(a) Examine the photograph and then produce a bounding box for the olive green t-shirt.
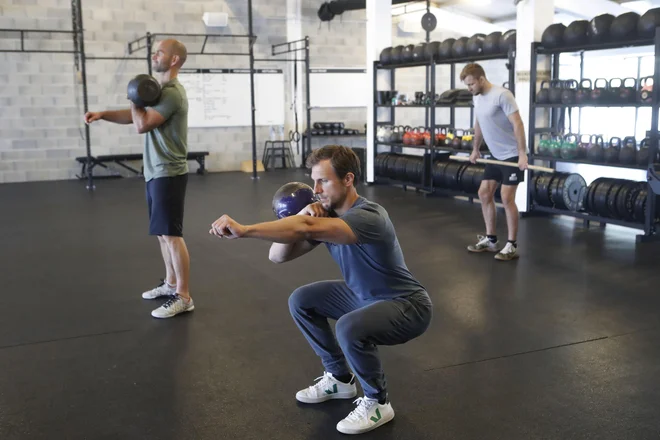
[143,78,189,181]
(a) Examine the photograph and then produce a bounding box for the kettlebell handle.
[640,76,654,87]
[623,77,637,88]
[608,78,623,88]
[622,136,637,147]
[580,79,592,89]
[594,78,608,89]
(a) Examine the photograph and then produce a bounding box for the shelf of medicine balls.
[373,32,516,198]
[526,21,660,241]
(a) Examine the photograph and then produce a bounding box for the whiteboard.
[310,68,368,108]
[178,69,285,127]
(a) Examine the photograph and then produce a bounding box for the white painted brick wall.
[1,1,512,183]
[0,0,293,183]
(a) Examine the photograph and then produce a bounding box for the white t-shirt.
[473,85,520,160]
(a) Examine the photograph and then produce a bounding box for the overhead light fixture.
[202,12,228,27]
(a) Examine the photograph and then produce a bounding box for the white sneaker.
[142,280,176,299]
[336,397,395,435]
[467,235,499,253]
[151,294,195,319]
[495,242,519,261]
[295,371,357,404]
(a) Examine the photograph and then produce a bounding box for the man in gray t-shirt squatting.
[209,145,433,435]
[461,63,528,261]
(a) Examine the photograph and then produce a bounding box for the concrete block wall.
[0,0,288,183]
[0,1,514,183]
[302,3,367,145]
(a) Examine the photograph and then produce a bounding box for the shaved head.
[152,39,188,73]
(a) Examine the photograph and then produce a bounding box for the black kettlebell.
[127,74,161,107]
[586,135,605,162]
[619,136,637,164]
[637,137,650,166]
[604,137,621,163]
[561,80,578,105]
[578,134,591,158]
[608,78,624,104]
[576,79,592,105]
[536,81,551,104]
[549,80,564,104]
[591,78,609,103]
[619,77,637,103]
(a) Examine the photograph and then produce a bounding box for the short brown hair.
[306,145,361,185]
[460,63,486,81]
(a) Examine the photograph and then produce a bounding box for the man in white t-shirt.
[461,63,528,261]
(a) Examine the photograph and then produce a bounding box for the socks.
[166,281,176,289]
[378,397,387,405]
[334,374,353,384]
[487,235,497,243]
[508,240,517,248]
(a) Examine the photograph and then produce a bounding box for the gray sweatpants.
[288,280,433,401]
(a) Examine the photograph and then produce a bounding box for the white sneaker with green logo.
[495,242,519,261]
[295,371,357,404]
[336,397,395,435]
[467,235,499,253]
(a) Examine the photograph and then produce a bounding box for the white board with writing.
[310,68,368,108]
[178,69,285,127]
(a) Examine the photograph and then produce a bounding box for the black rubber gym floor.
[1,169,660,440]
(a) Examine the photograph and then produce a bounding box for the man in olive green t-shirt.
[84,39,195,319]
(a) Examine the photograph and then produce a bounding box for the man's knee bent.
[478,183,497,202]
[335,314,364,348]
[501,186,518,208]
[288,284,316,312]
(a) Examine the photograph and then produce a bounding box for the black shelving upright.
[372,48,516,195]
[526,30,660,242]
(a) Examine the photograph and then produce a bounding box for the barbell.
[449,155,555,173]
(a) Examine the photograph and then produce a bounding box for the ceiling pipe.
[318,0,413,21]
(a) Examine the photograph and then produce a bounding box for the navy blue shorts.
[145,174,188,237]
